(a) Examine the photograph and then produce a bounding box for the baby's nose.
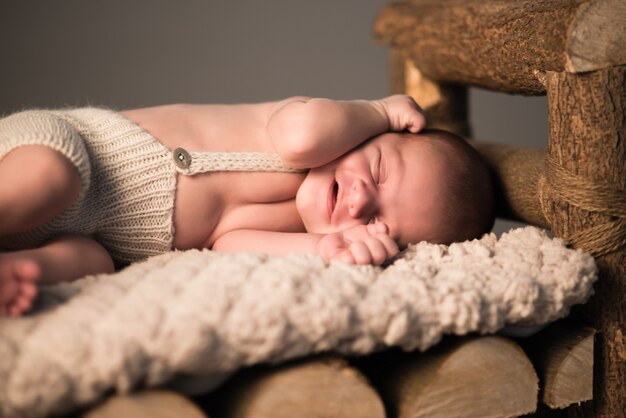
[348,179,376,219]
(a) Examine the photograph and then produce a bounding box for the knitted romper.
[0,108,300,265]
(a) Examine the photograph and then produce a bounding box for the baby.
[0,95,494,316]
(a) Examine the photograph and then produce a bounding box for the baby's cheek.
[294,189,307,222]
[294,181,318,232]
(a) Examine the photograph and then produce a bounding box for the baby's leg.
[0,145,81,235]
[0,235,114,316]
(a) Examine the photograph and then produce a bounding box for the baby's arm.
[267,95,426,169]
[213,223,398,265]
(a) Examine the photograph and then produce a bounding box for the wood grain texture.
[207,356,385,418]
[474,142,548,227]
[546,66,626,417]
[520,322,595,409]
[82,390,207,418]
[566,0,626,72]
[362,337,538,418]
[375,0,590,94]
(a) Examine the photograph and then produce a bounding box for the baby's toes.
[20,281,37,299]
[13,259,41,283]
[0,272,20,308]
[14,293,34,314]
[0,258,41,316]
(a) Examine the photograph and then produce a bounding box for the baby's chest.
[172,171,306,250]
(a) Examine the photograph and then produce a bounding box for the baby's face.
[296,132,449,247]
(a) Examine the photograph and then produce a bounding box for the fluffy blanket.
[0,227,597,418]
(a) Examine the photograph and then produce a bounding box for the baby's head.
[296,130,495,247]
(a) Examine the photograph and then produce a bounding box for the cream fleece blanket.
[0,227,597,418]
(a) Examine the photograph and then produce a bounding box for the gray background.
[0,0,546,234]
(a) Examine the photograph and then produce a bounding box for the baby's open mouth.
[328,180,338,220]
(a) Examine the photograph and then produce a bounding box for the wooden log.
[545,66,626,416]
[474,142,549,228]
[374,0,626,95]
[390,48,470,137]
[361,336,538,418]
[206,356,385,418]
[519,322,595,409]
[82,390,207,418]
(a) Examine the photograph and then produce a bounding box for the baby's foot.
[0,254,41,316]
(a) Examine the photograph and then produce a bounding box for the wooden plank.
[374,0,626,95]
[361,336,538,418]
[545,66,626,417]
[81,390,207,418]
[205,356,385,418]
[519,322,595,409]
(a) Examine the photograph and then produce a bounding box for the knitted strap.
[173,149,305,174]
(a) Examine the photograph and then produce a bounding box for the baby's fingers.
[348,241,374,265]
[375,234,400,260]
[335,251,356,265]
[407,109,427,133]
[352,236,398,265]
[363,236,389,265]
[367,221,389,236]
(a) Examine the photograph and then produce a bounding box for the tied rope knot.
[538,155,626,257]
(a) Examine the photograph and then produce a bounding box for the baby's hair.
[417,129,496,244]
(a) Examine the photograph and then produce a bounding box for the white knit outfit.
[0,108,300,264]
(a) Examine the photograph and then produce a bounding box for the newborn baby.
[0,95,494,315]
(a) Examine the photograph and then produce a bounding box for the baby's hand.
[378,94,427,133]
[317,222,399,265]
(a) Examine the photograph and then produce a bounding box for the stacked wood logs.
[81,321,594,417]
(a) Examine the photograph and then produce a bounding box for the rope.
[538,155,626,257]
